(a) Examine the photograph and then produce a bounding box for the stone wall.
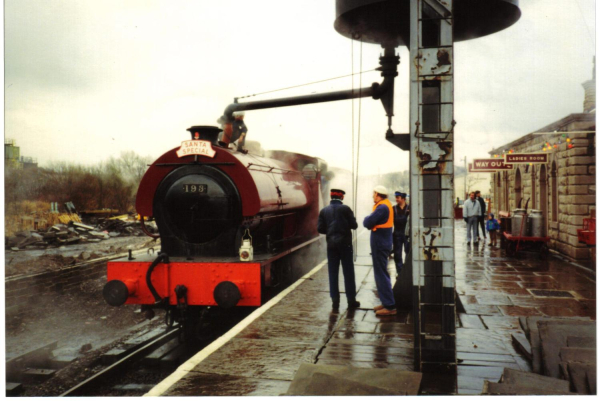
[490,116,595,261]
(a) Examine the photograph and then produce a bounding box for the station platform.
[146,223,596,396]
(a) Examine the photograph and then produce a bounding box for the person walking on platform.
[486,213,500,247]
[363,185,396,316]
[392,191,410,276]
[317,189,360,310]
[464,191,481,246]
[475,191,487,242]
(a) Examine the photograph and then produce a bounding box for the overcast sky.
[5,0,596,176]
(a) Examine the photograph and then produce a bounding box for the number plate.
[183,184,208,193]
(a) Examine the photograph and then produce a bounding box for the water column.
[409,0,456,390]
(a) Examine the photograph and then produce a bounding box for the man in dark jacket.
[317,189,360,310]
[475,191,487,242]
[392,191,410,276]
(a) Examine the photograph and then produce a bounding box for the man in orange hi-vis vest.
[363,185,396,316]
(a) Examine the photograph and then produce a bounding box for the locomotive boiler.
[103,126,326,334]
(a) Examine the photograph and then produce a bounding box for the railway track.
[60,326,182,396]
[6,323,180,397]
[7,306,254,397]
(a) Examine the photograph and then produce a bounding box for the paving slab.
[511,332,532,360]
[286,363,422,395]
[480,316,521,331]
[560,347,596,365]
[567,362,595,394]
[538,320,596,378]
[459,314,486,329]
[456,328,509,354]
[567,335,596,348]
[502,367,571,392]
[483,381,573,395]
[587,368,597,394]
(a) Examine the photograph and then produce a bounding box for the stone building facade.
[489,69,596,261]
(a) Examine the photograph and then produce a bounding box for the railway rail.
[60,326,182,396]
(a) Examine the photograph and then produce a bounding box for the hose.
[146,252,169,303]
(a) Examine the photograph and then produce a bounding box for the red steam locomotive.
[103,126,326,333]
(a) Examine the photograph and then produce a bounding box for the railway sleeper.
[101,326,169,365]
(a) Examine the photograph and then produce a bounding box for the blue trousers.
[467,216,479,242]
[393,234,409,274]
[327,244,357,301]
[371,242,396,310]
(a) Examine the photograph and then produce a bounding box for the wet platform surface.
[156,232,415,396]
[152,224,595,396]
[455,223,596,394]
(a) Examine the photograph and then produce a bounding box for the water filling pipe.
[219,47,399,129]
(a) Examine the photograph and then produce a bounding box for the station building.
[488,63,596,261]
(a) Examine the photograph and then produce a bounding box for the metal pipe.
[220,48,399,123]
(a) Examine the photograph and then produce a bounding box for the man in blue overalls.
[392,191,410,276]
[363,185,396,316]
[317,189,360,310]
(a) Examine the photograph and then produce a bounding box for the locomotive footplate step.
[148,233,417,396]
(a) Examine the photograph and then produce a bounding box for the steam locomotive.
[103,126,326,335]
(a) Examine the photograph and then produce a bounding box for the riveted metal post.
[409,0,456,392]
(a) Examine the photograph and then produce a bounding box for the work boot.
[374,305,385,311]
[348,300,361,309]
[332,298,340,310]
[376,308,397,316]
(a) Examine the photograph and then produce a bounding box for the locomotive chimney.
[187,125,221,146]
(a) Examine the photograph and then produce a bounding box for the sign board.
[176,140,216,158]
[505,153,548,164]
[470,159,513,171]
[468,163,496,173]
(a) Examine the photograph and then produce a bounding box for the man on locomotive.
[219,112,249,153]
[363,186,396,316]
[317,188,361,310]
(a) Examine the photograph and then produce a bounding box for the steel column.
[409,0,456,391]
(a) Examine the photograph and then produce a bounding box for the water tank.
[529,209,544,237]
[335,0,521,47]
[511,209,526,237]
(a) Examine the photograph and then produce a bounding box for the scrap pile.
[6,218,157,251]
[483,317,596,395]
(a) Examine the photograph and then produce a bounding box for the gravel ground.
[5,235,157,277]
[5,235,167,396]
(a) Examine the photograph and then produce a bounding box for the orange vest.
[372,199,394,231]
